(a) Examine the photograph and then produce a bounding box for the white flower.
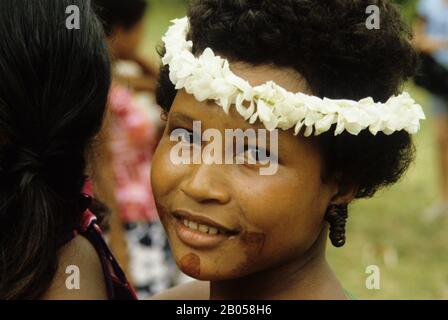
[226,72,253,99]
[169,51,197,89]
[162,17,426,137]
[315,114,337,135]
[197,48,226,79]
[235,93,255,120]
[184,71,214,102]
[256,100,279,131]
[294,120,305,135]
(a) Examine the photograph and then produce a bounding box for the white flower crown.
[162,17,426,136]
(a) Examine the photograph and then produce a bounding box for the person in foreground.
[0,0,136,299]
[150,0,425,299]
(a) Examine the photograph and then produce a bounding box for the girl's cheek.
[153,139,187,193]
[151,143,172,193]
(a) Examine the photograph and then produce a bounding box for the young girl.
[151,0,425,299]
[0,0,136,299]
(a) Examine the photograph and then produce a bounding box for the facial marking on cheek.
[229,232,267,276]
[180,253,201,278]
[241,232,266,255]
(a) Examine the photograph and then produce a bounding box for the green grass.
[328,84,448,299]
[141,2,448,300]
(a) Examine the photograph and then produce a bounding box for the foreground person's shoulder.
[41,235,108,300]
[151,281,210,300]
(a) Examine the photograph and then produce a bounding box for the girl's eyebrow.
[169,112,197,125]
[169,110,271,138]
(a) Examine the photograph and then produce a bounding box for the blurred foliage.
[141,0,187,58]
[393,0,420,24]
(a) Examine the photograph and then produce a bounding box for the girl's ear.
[329,174,359,205]
[160,110,168,122]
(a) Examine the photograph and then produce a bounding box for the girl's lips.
[173,217,232,250]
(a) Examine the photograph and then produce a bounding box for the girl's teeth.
[198,224,209,233]
[188,221,198,230]
[182,219,221,235]
[208,227,218,235]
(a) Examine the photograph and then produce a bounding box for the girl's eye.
[179,130,193,144]
[243,145,271,164]
[176,128,200,145]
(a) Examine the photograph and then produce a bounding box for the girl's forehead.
[171,89,263,131]
[226,61,311,94]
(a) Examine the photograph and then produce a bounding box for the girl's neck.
[209,230,347,300]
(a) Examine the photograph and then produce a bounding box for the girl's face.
[151,63,339,280]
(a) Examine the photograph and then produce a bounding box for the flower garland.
[162,17,426,136]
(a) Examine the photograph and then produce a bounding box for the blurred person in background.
[413,0,448,221]
[93,0,180,298]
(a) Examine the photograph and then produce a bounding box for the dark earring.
[325,203,348,248]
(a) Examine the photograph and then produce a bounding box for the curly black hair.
[156,0,418,199]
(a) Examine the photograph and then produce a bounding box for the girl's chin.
[174,254,254,281]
